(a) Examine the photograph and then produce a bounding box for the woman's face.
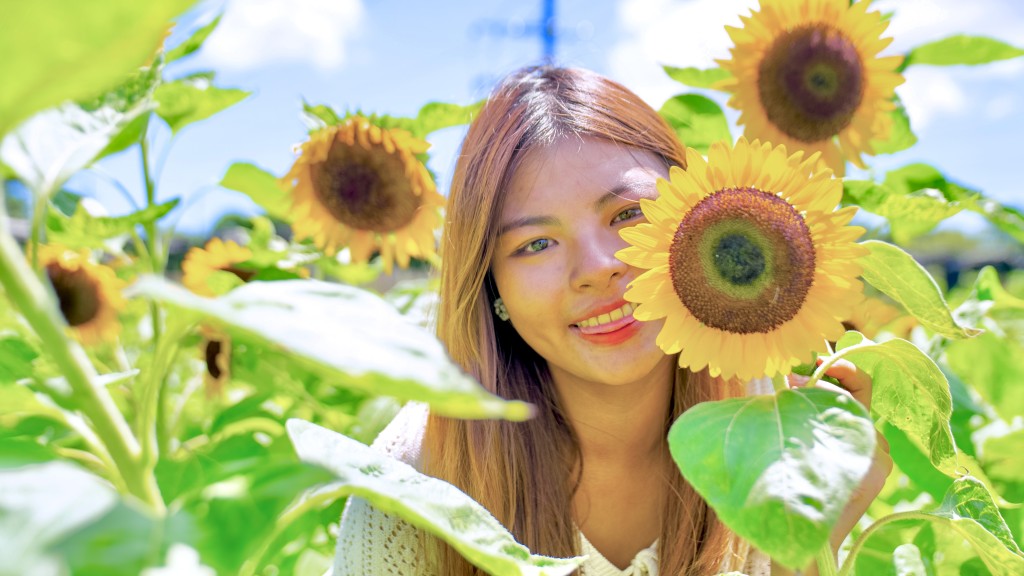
[491,136,675,389]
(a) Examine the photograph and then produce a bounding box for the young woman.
[333,66,890,575]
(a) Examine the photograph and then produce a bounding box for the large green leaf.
[835,332,957,474]
[659,94,732,154]
[219,162,291,221]
[1,99,152,197]
[287,419,583,576]
[662,66,732,89]
[668,387,875,569]
[128,278,531,421]
[982,429,1024,487]
[858,240,981,339]
[843,181,962,244]
[0,460,187,576]
[166,13,224,62]
[903,35,1024,68]
[945,332,1024,423]
[153,78,249,134]
[883,163,1024,244]
[0,0,194,137]
[845,477,1024,576]
[47,199,179,249]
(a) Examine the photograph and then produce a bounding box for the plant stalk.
[0,202,164,512]
[140,137,162,343]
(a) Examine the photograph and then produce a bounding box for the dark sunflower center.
[46,263,101,327]
[205,339,224,379]
[310,134,422,233]
[668,187,816,334]
[757,24,865,143]
[221,265,255,283]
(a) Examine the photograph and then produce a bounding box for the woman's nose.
[570,233,628,291]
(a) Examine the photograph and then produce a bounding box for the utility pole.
[471,0,561,65]
[541,0,556,64]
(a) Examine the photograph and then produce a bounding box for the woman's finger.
[817,357,873,412]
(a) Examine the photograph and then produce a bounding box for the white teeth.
[577,302,635,328]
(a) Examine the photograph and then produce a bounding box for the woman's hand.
[788,358,893,554]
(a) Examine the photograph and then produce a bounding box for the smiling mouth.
[574,302,637,334]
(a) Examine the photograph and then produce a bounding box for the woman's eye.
[521,238,550,254]
[612,206,643,224]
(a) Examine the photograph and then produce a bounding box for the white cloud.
[199,0,365,71]
[896,67,967,130]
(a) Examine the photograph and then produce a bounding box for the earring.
[493,297,510,321]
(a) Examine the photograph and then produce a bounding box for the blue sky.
[78,0,1024,239]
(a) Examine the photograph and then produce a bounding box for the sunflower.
[282,116,445,274]
[617,138,868,382]
[38,245,125,345]
[717,0,904,175]
[181,237,254,297]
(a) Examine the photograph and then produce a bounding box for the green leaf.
[287,419,584,576]
[945,332,1024,422]
[836,331,957,474]
[0,337,37,384]
[662,65,732,89]
[166,13,224,62]
[882,163,1024,244]
[219,162,291,221]
[153,78,249,134]
[982,429,1024,487]
[843,181,962,244]
[847,477,1024,576]
[0,460,188,576]
[408,100,484,139]
[128,278,532,421]
[0,0,195,137]
[1,100,152,197]
[659,94,732,154]
[870,99,917,155]
[300,100,344,131]
[858,240,981,339]
[904,35,1024,68]
[667,387,876,569]
[47,199,179,248]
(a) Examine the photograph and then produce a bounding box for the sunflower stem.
[806,341,875,389]
[0,200,164,512]
[30,188,49,272]
[140,137,162,344]
[138,315,188,478]
[815,541,839,576]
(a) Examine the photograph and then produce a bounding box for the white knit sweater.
[333,379,774,576]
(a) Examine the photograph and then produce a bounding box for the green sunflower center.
[668,187,816,334]
[46,263,101,327]
[757,24,865,143]
[311,135,421,233]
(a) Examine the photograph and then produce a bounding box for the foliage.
[0,2,1022,575]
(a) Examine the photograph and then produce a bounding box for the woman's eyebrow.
[497,215,560,238]
[596,181,657,210]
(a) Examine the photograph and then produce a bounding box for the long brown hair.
[424,66,748,575]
